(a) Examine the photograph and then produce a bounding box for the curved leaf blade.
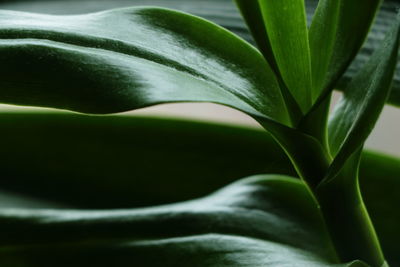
[0,175,365,266]
[319,14,400,189]
[309,0,382,100]
[0,7,290,124]
[1,0,399,108]
[328,15,400,159]
[0,114,398,265]
[0,112,292,208]
[234,0,278,73]
[257,0,313,113]
[0,6,327,175]
[234,0,304,125]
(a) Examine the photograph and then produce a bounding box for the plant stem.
[313,151,386,266]
[263,123,386,266]
[315,177,385,266]
[297,95,331,153]
[274,134,386,265]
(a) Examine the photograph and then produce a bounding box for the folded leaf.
[0,7,290,125]
[326,14,400,178]
[309,0,382,101]
[0,175,367,266]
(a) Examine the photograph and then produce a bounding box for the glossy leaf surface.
[0,7,289,124]
[309,0,382,100]
[326,15,400,181]
[1,0,399,107]
[0,1,398,266]
[0,5,332,184]
[0,114,399,265]
[0,175,369,267]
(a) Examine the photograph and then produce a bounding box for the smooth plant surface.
[0,175,363,267]
[0,0,399,266]
[1,114,400,266]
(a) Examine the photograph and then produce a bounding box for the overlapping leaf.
[236,0,312,114]
[309,0,382,101]
[258,0,312,113]
[325,15,400,183]
[1,0,399,108]
[0,2,399,265]
[0,6,334,187]
[0,114,399,265]
[0,175,368,267]
[234,0,277,72]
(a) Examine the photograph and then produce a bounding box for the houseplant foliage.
[0,0,399,266]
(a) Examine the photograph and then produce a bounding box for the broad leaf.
[0,111,327,201]
[326,15,400,181]
[309,0,382,100]
[0,7,290,125]
[0,175,367,267]
[0,112,292,208]
[0,114,399,265]
[1,0,399,107]
[0,6,333,187]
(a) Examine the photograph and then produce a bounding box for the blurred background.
[0,0,399,157]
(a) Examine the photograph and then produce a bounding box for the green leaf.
[0,175,368,267]
[0,7,290,125]
[313,147,386,265]
[308,0,382,101]
[0,112,293,208]
[0,114,398,265]
[256,0,313,113]
[232,1,328,183]
[1,0,399,108]
[0,190,67,209]
[234,0,278,74]
[234,0,304,124]
[0,110,327,202]
[325,14,400,181]
[0,6,332,184]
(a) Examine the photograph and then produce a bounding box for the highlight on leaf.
[0,1,400,266]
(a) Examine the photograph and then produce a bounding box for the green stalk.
[297,94,332,153]
[315,180,386,266]
[269,127,386,266]
[314,151,386,266]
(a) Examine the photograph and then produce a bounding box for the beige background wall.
[1,100,399,157]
